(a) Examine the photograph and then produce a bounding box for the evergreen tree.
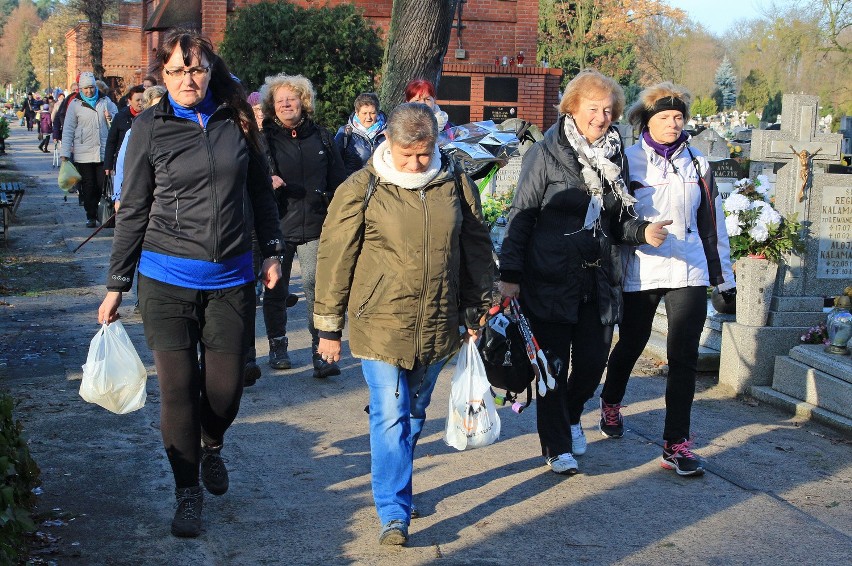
[763,92,783,123]
[713,56,737,110]
[737,69,770,114]
[14,27,38,93]
[219,3,382,128]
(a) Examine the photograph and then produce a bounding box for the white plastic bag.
[80,321,147,414]
[445,338,501,450]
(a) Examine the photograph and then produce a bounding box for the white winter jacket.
[622,137,735,292]
[60,95,118,163]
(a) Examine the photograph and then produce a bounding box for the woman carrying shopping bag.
[314,103,494,546]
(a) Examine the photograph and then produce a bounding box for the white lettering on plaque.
[817,186,852,279]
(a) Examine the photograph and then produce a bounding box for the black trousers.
[602,286,707,442]
[531,300,614,458]
[75,161,104,221]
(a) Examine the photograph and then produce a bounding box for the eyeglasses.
[163,66,210,78]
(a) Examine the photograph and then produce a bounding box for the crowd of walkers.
[82,27,735,546]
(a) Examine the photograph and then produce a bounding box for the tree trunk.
[87,17,106,80]
[379,0,458,110]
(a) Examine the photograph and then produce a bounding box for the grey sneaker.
[379,519,409,545]
[171,486,203,538]
[200,445,229,495]
[268,336,292,370]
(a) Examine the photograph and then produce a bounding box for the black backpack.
[478,305,534,413]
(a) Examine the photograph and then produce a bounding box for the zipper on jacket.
[414,188,430,358]
[202,123,220,262]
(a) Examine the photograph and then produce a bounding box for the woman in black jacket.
[97,29,285,537]
[334,92,387,176]
[259,74,347,377]
[498,69,671,475]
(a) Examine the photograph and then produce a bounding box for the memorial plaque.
[483,106,517,122]
[437,76,471,101]
[709,158,744,180]
[817,185,852,279]
[443,105,470,126]
[484,77,518,102]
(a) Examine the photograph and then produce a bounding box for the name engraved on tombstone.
[817,186,852,279]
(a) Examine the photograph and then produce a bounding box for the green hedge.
[0,393,41,564]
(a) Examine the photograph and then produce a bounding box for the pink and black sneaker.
[661,438,704,476]
[599,399,624,438]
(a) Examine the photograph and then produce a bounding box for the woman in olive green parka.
[313,103,493,546]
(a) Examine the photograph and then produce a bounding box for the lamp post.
[47,39,52,93]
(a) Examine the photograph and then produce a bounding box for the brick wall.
[65,23,143,96]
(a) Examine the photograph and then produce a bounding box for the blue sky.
[666,0,796,35]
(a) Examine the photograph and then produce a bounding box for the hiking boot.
[243,359,261,387]
[312,352,341,379]
[661,438,705,477]
[599,399,624,438]
[200,444,229,495]
[546,453,579,475]
[171,486,203,537]
[379,519,409,546]
[268,336,292,370]
[570,423,587,456]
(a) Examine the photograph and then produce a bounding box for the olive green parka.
[313,155,494,369]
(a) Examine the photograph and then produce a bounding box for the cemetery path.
[1,124,849,566]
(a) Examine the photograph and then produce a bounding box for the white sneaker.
[571,423,587,456]
[546,453,579,475]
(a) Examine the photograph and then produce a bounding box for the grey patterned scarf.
[562,115,636,230]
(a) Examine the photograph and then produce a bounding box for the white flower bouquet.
[722,176,805,263]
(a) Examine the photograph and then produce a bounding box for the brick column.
[201,0,228,46]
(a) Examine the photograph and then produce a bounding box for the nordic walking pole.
[73,213,116,253]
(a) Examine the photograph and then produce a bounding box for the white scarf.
[372,139,443,190]
[562,115,636,230]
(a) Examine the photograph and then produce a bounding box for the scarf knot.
[562,115,636,231]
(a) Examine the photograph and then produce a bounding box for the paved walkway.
[0,124,850,565]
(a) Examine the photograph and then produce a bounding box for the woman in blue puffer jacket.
[334,92,387,177]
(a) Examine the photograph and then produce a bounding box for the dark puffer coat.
[499,116,650,325]
[263,117,347,243]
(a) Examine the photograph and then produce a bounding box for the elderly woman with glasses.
[314,102,494,546]
[497,69,671,476]
[97,28,284,538]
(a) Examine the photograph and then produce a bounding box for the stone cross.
[750,94,844,301]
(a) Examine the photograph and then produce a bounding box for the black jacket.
[499,116,649,325]
[263,117,346,242]
[334,113,387,176]
[103,106,135,170]
[106,96,284,292]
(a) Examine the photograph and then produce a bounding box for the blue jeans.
[361,357,446,525]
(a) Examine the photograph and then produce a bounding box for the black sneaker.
[243,360,261,387]
[599,399,624,438]
[85,219,96,228]
[200,445,229,495]
[268,336,292,370]
[379,519,408,546]
[661,439,705,476]
[171,486,203,537]
[312,352,341,379]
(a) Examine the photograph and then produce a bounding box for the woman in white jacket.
[60,71,118,227]
[600,83,735,476]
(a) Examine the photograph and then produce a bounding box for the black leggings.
[602,286,707,442]
[154,348,244,488]
[75,161,104,221]
[531,300,614,458]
